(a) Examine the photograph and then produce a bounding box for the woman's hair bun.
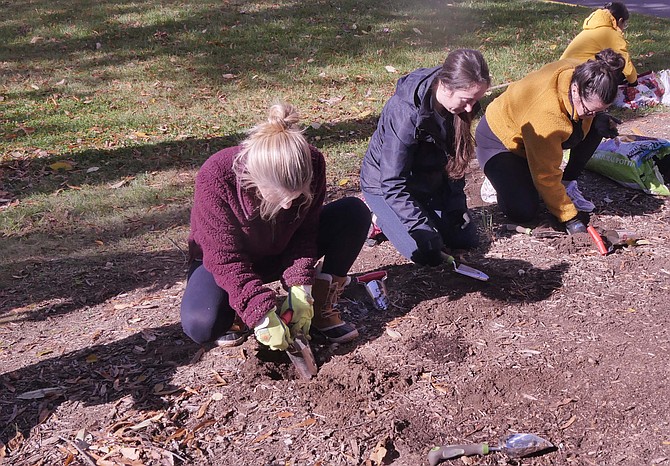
[595,48,626,75]
[266,103,300,130]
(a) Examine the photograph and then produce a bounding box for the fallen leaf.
[338,178,349,186]
[17,387,63,400]
[319,95,344,105]
[222,73,236,79]
[385,328,402,340]
[560,414,577,430]
[85,354,98,363]
[197,399,211,418]
[109,179,128,189]
[211,370,227,384]
[141,329,156,342]
[286,418,317,429]
[166,428,187,441]
[369,438,388,464]
[37,406,52,424]
[49,161,74,171]
[412,27,423,35]
[86,166,100,173]
[277,411,294,418]
[253,431,273,443]
[193,419,216,431]
[120,447,139,460]
[431,382,450,394]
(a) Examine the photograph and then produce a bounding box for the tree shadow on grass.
[2,112,380,200]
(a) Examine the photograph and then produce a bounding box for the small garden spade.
[428,433,554,465]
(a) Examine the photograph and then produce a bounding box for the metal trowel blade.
[453,262,489,281]
[500,433,554,458]
[442,253,489,281]
[286,333,318,380]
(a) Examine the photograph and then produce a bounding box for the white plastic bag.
[658,69,670,106]
[613,71,665,110]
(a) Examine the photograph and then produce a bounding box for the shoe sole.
[214,332,250,347]
[315,328,359,344]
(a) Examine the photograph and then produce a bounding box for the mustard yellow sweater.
[560,8,637,84]
[486,59,594,223]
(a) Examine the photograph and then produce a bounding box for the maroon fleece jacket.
[188,145,326,328]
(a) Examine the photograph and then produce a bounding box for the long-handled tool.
[440,253,489,281]
[280,309,318,380]
[428,433,554,465]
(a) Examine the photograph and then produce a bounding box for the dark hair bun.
[595,48,625,74]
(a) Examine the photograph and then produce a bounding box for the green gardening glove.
[254,307,291,351]
[280,285,314,338]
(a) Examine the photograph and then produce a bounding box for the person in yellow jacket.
[475,49,625,235]
[561,2,637,86]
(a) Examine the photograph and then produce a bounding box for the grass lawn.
[1,0,669,272]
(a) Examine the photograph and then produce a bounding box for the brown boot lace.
[318,281,345,320]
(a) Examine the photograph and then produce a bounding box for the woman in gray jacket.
[360,49,490,266]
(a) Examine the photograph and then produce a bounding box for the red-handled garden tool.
[353,270,389,310]
[587,226,610,256]
[279,309,318,380]
[428,433,554,465]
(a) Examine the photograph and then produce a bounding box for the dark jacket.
[188,145,326,328]
[360,66,472,246]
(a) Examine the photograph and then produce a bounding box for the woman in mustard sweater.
[475,49,625,234]
[561,2,637,87]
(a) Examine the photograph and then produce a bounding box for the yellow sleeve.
[521,121,578,223]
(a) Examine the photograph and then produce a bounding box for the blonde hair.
[234,103,314,221]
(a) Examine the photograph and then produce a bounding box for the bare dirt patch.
[2,112,670,466]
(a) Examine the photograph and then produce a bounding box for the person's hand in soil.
[409,230,445,266]
[254,308,292,351]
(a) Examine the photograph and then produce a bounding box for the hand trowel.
[428,433,554,465]
[441,252,489,281]
[280,309,318,380]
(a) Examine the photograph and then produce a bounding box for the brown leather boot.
[311,272,359,343]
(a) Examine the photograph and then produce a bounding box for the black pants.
[180,197,372,344]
